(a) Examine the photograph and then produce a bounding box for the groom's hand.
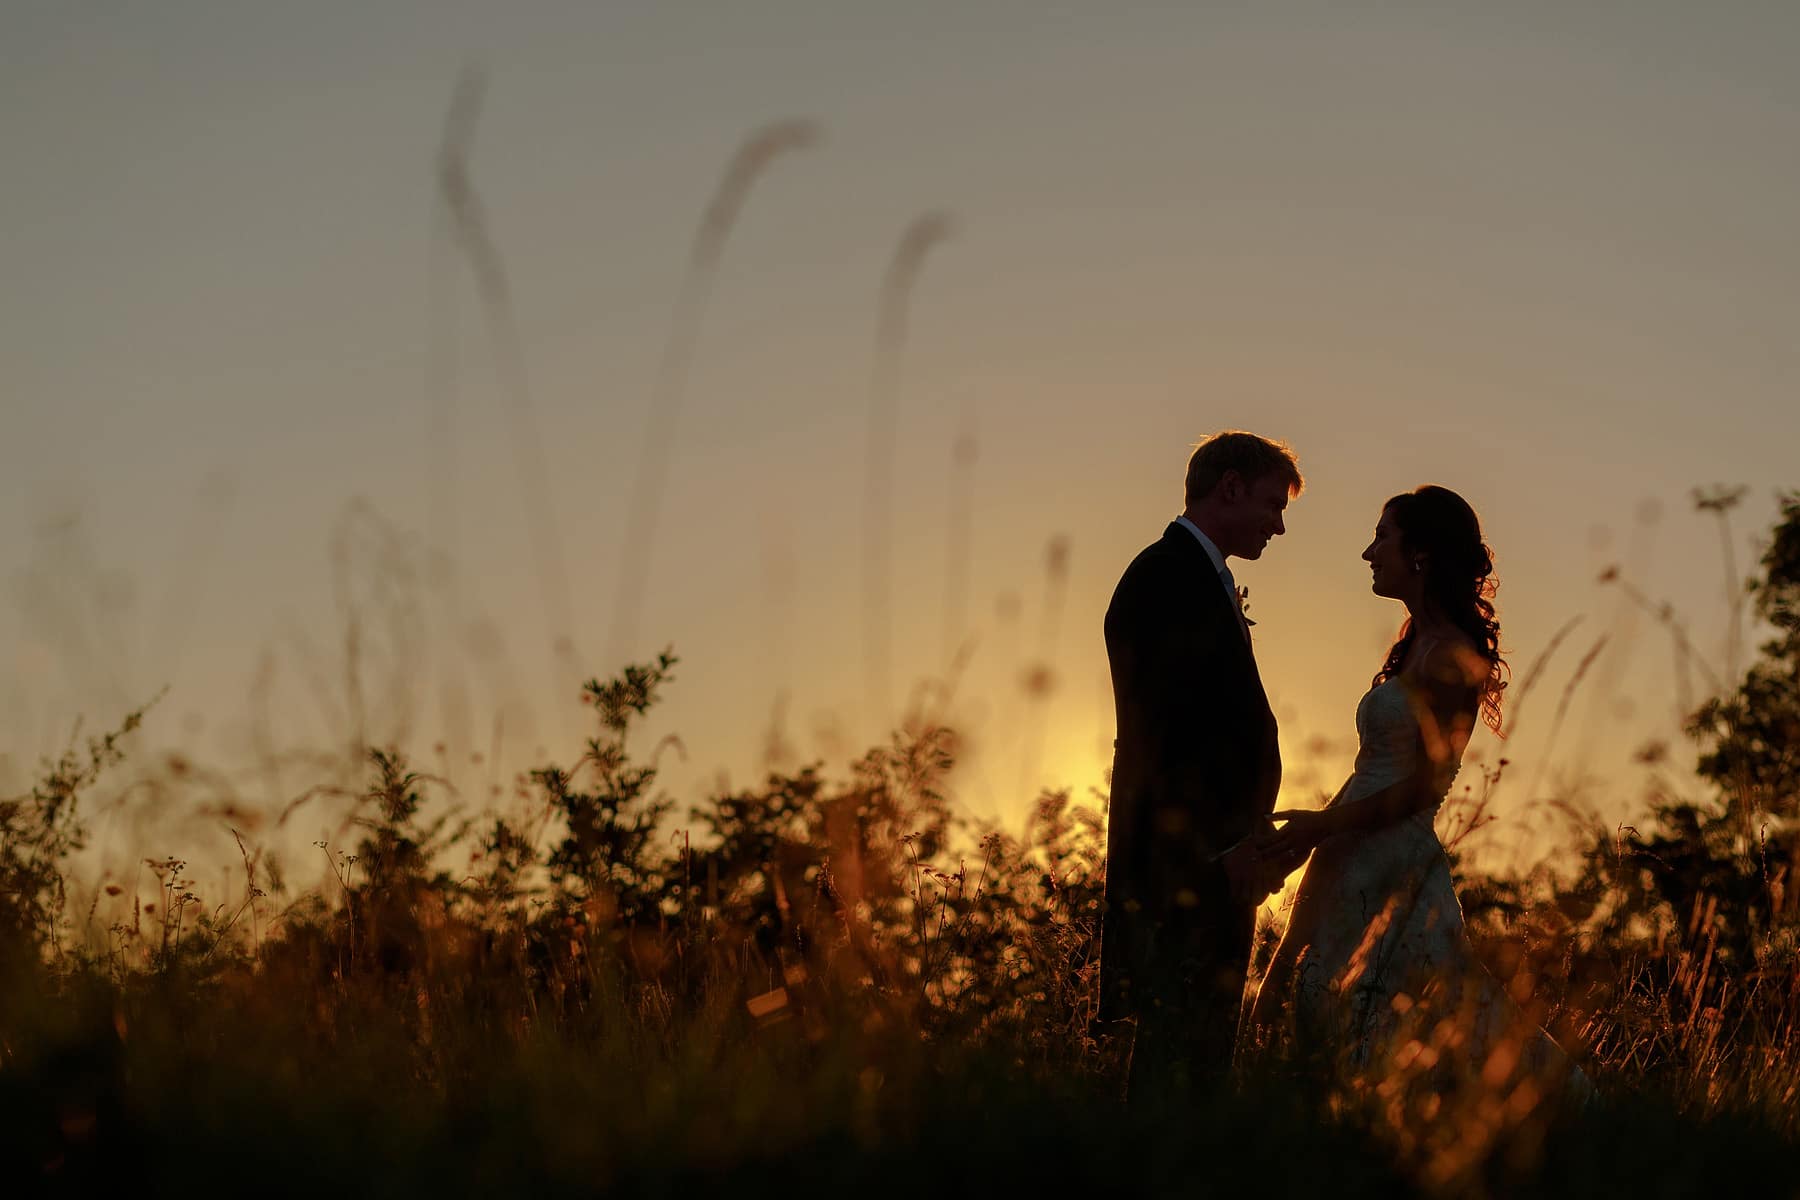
[1219,839,1265,906]
[1247,824,1299,897]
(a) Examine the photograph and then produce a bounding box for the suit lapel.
[1161,522,1268,702]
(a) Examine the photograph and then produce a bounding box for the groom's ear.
[1218,469,1245,503]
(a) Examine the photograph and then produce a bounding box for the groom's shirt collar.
[1175,515,1228,575]
[1175,515,1243,609]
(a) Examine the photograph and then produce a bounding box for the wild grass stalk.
[1013,533,1072,805]
[607,120,821,666]
[861,211,952,735]
[437,68,577,679]
[424,70,475,764]
[940,423,979,668]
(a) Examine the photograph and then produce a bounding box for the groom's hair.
[1184,431,1304,505]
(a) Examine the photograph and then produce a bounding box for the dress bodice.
[1330,678,1458,814]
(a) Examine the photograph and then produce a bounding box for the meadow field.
[3,491,1798,1197]
[6,56,1800,1195]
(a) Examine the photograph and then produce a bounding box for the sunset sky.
[5,2,1798,880]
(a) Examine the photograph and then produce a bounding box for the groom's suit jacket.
[1098,521,1282,1028]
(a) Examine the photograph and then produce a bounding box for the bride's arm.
[1270,753,1448,847]
[1267,644,1481,856]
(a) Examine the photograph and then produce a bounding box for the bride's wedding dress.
[1250,676,1589,1100]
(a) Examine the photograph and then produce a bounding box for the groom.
[1099,430,1304,1098]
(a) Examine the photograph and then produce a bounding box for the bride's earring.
[1411,560,1424,575]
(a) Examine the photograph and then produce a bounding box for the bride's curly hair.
[1374,485,1509,734]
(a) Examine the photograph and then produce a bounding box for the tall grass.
[3,627,1796,1195]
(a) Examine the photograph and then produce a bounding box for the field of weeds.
[5,490,1799,1196]
[6,103,1798,1198]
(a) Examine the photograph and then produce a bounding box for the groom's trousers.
[1113,892,1257,1101]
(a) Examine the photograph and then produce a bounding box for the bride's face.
[1363,507,1414,599]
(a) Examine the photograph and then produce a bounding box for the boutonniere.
[1237,585,1256,627]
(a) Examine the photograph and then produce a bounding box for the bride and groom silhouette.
[1098,431,1586,1104]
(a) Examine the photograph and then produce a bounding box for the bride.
[1249,485,1588,1099]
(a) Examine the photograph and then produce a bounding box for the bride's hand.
[1265,809,1328,862]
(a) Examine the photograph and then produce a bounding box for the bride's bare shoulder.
[1415,632,1489,691]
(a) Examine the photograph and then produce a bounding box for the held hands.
[1220,808,1331,904]
[1264,808,1330,865]
[1218,840,1269,905]
[1220,823,1303,905]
